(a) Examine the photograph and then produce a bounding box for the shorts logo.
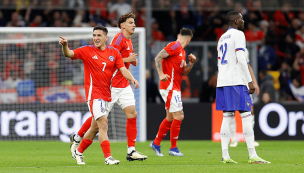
[178,103,182,108]
[109,56,114,61]
[101,107,105,113]
[247,102,250,106]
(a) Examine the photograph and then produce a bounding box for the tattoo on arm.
[155,49,169,74]
[179,110,184,115]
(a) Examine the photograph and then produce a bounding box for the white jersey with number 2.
[216,28,250,87]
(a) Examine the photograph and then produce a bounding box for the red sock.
[77,139,93,154]
[170,119,182,149]
[101,140,111,158]
[77,116,92,138]
[154,118,172,146]
[126,118,137,147]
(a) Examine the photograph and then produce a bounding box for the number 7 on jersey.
[219,43,227,65]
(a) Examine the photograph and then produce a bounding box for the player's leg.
[169,109,184,156]
[70,116,93,155]
[229,117,238,147]
[94,99,119,165]
[239,86,270,164]
[163,90,184,156]
[240,111,269,163]
[150,109,173,156]
[251,105,259,147]
[216,87,237,163]
[116,86,147,161]
[95,115,119,165]
[150,89,173,156]
[73,117,98,165]
[221,111,237,163]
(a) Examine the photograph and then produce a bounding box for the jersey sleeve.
[164,42,180,57]
[72,46,87,60]
[244,48,250,64]
[234,31,246,52]
[109,35,125,53]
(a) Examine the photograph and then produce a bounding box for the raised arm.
[59,36,74,58]
[119,67,139,89]
[155,49,170,81]
[183,53,196,74]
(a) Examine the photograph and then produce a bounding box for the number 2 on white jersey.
[102,62,106,71]
[219,43,227,65]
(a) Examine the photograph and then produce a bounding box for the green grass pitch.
[0,140,303,173]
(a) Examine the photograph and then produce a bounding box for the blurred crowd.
[0,0,304,103]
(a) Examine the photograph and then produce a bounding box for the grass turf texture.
[0,140,303,173]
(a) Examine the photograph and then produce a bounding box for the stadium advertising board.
[212,102,304,141]
[0,104,91,142]
[254,103,304,140]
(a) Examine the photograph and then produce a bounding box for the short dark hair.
[179,28,193,38]
[117,12,136,29]
[226,11,240,24]
[93,25,108,35]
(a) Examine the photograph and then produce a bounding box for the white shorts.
[87,99,110,120]
[106,86,136,115]
[159,89,183,113]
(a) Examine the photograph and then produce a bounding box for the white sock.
[221,112,234,159]
[74,134,82,142]
[241,112,258,158]
[230,117,237,142]
[252,114,255,130]
[128,147,135,154]
[76,149,83,156]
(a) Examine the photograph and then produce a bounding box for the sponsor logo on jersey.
[109,56,114,61]
[101,107,105,113]
[92,55,98,59]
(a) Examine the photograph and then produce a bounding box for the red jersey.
[72,45,124,102]
[159,41,186,91]
[109,32,133,88]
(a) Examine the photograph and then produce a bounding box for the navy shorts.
[216,85,252,112]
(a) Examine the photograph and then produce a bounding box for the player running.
[216,11,270,164]
[59,25,139,165]
[150,28,196,156]
[69,12,147,161]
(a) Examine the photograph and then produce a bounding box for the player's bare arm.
[155,49,170,81]
[124,53,138,63]
[183,53,196,74]
[248,64,260,96]
[59,36,74,58]
[119,67,139,89]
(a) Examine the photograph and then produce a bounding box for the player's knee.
[99,121,108,132]
[176,114,184,121]
[91,124,99,133]
[126,109,137,118]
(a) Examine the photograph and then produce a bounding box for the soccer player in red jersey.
[69,12,147,161]
[59,25,139,165]
[150,28,196,156]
